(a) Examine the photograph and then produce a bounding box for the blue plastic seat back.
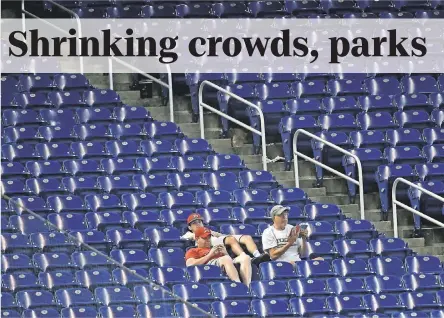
[251,298,293,317]
[148,247,186,267]
[368,257,406,276]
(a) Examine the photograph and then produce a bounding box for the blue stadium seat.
[172,283,215,302]
[260,261,298,280]
[48,91,85,109]
[172,156,210,173]
[141,4,177,18]
[75,269,113,290]
[196,190,236,208]
[26,177,68,198]
[408,181,444,231]
[9,196,51,216]
[424,145,444,162]
[288,278,330,297]
[107,229,147,250]
[158,191,199,210]
[62,177,101,196]
[286,98,324,116]
[296,260,337,278]
[270,188,308,208]
[196,207,236,226]
[70,230,110,252]
[211,1,249,18]
[30,231,75,253]
[2,162,29,180]
[76,107,114,125]
[251,298,293,317]
[327,277,370,296]
[2,292,19,310]
[97,175,138,195]
[305,203,343,222]
[71,141,112,160]
[363,294,405,314]
[140,140,178,158]
[405,255,443,274]
[394,110,434,129]
[1,216,13,233]
[22,308,60,318]
[306,221,340,242]
[176,3,213,18]
[393,94,433,112]
[2,144,42,162]
[327,295,368,315]
[327,79,365,97]
[145,227,187,249]
[2,272,41,292]
[303,240,338,260]
[415,163,444,181]
[109,123,145,141]
[53,73,89,91]
[84,89,121,108]
[357,112,397,131]
[211,281,253,300]
[71,251,113,270]
[137,303,176,318]
[61,307,98,318]
[207,154,245,173]
[101,158,140,176]
[3,109,44,128]
[144,121,183,140]
[63,160,104,177]
[399,292,441,311]
[335,219,378,241]
[239,170,278,190]
[33,252,76,272]
[220,224,259,241]
[290,296,332,316]
[334,239,374,259]
[122,193,160,211]
[368,257,406,276]
[358,95,396,113]
[27,161,68,179]
[148,247,186,267]
[16,290,56,310]
[0,310,20,318]
[98,305,137,318]
[403,273,442,292]
[401,75,439,94]
[168,173,208,193]
[1,179,30,197]
[186,264,229,284]
[233,207,270,225]
[365,76,402,96]
[370,238,412,258]
[1,253,34,273]
[39,271,78,291]
[85,194,124,213]
[149,266,187,286]
[211,300,253,318]
[387,128,425,148]
[73,124,113,142]
[106,140,145,159]
[384,146,425,165]
[432,109,444,127]
[136,158,174,176]
[55,288,96,308]
[3,127,42,144]
[133,284,174,304]
[112,268,148,288]
[292,80,327,98]
[47,213,87,231]
[95,286,137,306]
[123,210,165,231]
[176,138,214,157]
[350,130,388,149]
[250,280,289,299]
[203,172,240,192]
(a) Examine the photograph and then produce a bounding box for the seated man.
[181,213,270,265]
[262,205,323,264]
[185,227,252,286]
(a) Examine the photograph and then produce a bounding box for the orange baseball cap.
[194,227,211,239]
[187,213,203,225]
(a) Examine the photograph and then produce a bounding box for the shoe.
[252,253,270,266]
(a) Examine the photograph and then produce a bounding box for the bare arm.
[268,242,293,260]
[210,231,223,238]
[186,253,214,266]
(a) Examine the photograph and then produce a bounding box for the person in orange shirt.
[185,227,252,287]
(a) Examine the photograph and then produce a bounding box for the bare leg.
[219,255,241,283]
[224,236,246,256]
[234,253,252,287]
[239,235,260,256]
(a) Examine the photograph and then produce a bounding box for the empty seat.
[327,277,370,296]
[107,229,147,250]
[239,170,278,190]
[401,75,439,94]
[148,247,186,267]
[122,193,160,211]
[47,213,87,231]
[114,106,151,124]
[1,253,34,273]
[367,274,407,294]
[327,295,368,315]
[172,283,214,302]
[145,227,187,249]
[3,127,42,144]
[30,232,75,253]
[71,251,113,270]
[384,146,425,165]
[70,230,110,252]
[176,138,214,157]
[387,128,425,148]
[109,123,145,141]
[97,175,138,195]
[2,144,42,162]
[159,191,199,210]
[2,162,29,180]
[60,307,98,318]
[335,219,377,241]
[368,257,406,276]
[75,269,113,290]
[99,305,137,318]
[405,255,443,274]
[95,286,137,306]
[260,261,298,280]
[55,288,96,308]
[290,296,332,316]
[140,140,178,158]
[168,173,207,193]
[85,194,124,213]
[71,141,111,160]
[204,172,240,191]
[365,77,402,96]
[393,94,433,112]
[63,160,104,177]
[403,273,442,292]
[296,260,337,278]
[350,130,387,149]
[16,290,56,310]
[76,107,114,125]
[106,140,145,159]
[33,252,75,272]
[172,156,210,173]
[196,207,236,226]
[211,281,253,300]
[357,112,397,130]
[123,210,165,231]
[252,298,294,317]
[332,258,374,278]
[27,161,68,179]
[73,124,112,142]
[3,109,43,127]
[395,110,434,129]
[399,292,441,311]
[211,300,253,318]
[149,266,188,286]
[39,271,78,291]
[112,268,148,288]
[136,157,175,175]
[9,196,51,216]
[370,238,412,258]
[334,239,373,259]
[2,272,41,292]
[26,178,68,198]
[363,293,405,313]
[305,203,343,222]
[84,89,121,108]
[358,95,395,113]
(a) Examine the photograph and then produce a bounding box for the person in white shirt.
[181,213,270,266]
[262,205,323,264]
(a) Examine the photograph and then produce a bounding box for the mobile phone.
[300,224,308,230]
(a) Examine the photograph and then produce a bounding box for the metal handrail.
[108,57,174,123]
[198,80,268,171]
[293,129,365,220]
[392,177,444,238]
[22,0,84,74]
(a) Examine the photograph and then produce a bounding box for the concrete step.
[310,193,379,208]
[208,139,233,149]
[435,255,444,262]
[372,221,393,233]
[302,187,327,197]
[403,237,426,248]
[180,123,222,139]
[413,246,444,255]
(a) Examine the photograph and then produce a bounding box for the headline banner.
[1,18,443,73]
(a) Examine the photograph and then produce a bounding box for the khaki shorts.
[211,234,243,247]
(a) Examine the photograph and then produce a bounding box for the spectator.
[185,227,252,286]
[262,205,323,264]
[181,213,270,265]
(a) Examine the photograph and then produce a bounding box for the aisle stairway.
[87,73,444,261]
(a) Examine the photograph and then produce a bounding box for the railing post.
[293,128,366,219]
[198,80,268,171]
[108,58,114,91]
[392,177,444,238]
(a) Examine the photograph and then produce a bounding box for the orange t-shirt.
[185,248,223,263]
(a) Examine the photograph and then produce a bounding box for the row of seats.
[2,89,122,110]
[1,138,214,162]
[3,122,185,144]
[0,155,248,178]
[2,74,91,93]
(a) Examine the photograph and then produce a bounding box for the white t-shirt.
[262,224,303,263]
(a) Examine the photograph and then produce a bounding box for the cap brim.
[188,217,203,225]
[198,233,211,239]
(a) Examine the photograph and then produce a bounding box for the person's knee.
[219,255,234,266]
[240,235,253,243]
[239,253,251,264]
